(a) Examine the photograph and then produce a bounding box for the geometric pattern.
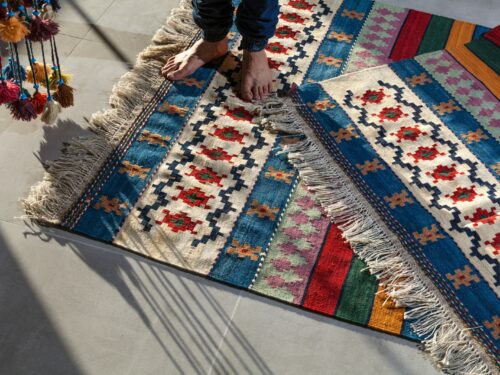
[341,74,499,292]
[290,49,500,357]
[416,50,500,140]
[56,0,488,345]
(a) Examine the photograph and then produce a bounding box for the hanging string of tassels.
[0,0,72,123]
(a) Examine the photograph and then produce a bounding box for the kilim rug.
[23,0,492,370]
[264,30,500,373]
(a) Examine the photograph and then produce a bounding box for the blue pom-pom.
[8,10,14,17]
[1,2,7,8]
[2,61,27,82]
[32,10,40,16]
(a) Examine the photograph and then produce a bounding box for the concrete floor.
[0,1,497,374]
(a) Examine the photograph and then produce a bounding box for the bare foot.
[162,38,228,80]
[240,49,273,101]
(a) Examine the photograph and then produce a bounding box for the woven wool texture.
[25,0,493,357]
[270,32,499,372]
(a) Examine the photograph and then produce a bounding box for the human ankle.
[203,37,228,52]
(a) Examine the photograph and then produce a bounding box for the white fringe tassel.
[258,96,499,375]
[22,0,199,224]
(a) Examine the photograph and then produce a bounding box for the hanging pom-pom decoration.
[48,69,71,89]
[40,97,61,124]
[31,89,47,114]
[27,11,58,42]
[0,14,29,43]
[2,57,26,81]
[0,78,20,104]
[53,81,73,108]
[9,91,37,121]
[26,61,49,83]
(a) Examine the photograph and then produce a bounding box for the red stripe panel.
[484,25,500,46]
[302,224,353,315]
[390,10,433,61]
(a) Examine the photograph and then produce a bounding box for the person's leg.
[236,0,279,100]
[162,0,233,80]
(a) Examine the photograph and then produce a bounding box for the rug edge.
[21,0,198,225]
[258,95,498,375]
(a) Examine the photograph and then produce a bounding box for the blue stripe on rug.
[293,81,500,346]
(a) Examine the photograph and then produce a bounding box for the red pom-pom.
[9,98,37,121]
[27,16,59,42]
[31,91,47,114]
[0,79,20,104]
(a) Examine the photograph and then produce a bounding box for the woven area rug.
[265,30,500,373]
[25,0,490,362]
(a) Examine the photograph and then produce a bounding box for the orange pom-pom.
[0,17,29,43]
[26,62,51,84]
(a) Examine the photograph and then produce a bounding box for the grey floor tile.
[0,220,240,375]
[56,0,116,39]
[84,0,172,42]
[210,294,440,375]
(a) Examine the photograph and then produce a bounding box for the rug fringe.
[258,96,498,375]
[22,0,199,224]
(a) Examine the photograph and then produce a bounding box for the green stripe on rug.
[334,258,378,324]
[418,16,454,54]
[466,37,500,74]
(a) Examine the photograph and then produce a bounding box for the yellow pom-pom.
[26,62,51,84]
[48,71,73,90]
[0,17,29,43]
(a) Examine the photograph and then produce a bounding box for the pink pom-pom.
[27,16,59,42]
[0,79,20,105]
[9,98,37,121]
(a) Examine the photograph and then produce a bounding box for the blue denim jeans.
[192,0,279,51]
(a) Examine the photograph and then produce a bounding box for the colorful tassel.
[2,59,26,81]
[53,82,73,108]
[0,79,20,104]
[41,4,56,20]
[31,90,47,114]
[48,70,71,89]
[9,94,37,121]
[0,16,29,43]
[40,98,61,124]
[27,16,58,42]
[26,61,49,83]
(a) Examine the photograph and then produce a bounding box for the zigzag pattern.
[344,80,499,284]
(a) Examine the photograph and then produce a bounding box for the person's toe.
[268,82,273,94]
[241,85,253,101]
[167,62,196,80]
[162,64,179,78]
[162,61,178,74]
[261,85,268,98]
[251,86,261,101]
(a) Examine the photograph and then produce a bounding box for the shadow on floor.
[0,231,84,375]
[22,221,275,375]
